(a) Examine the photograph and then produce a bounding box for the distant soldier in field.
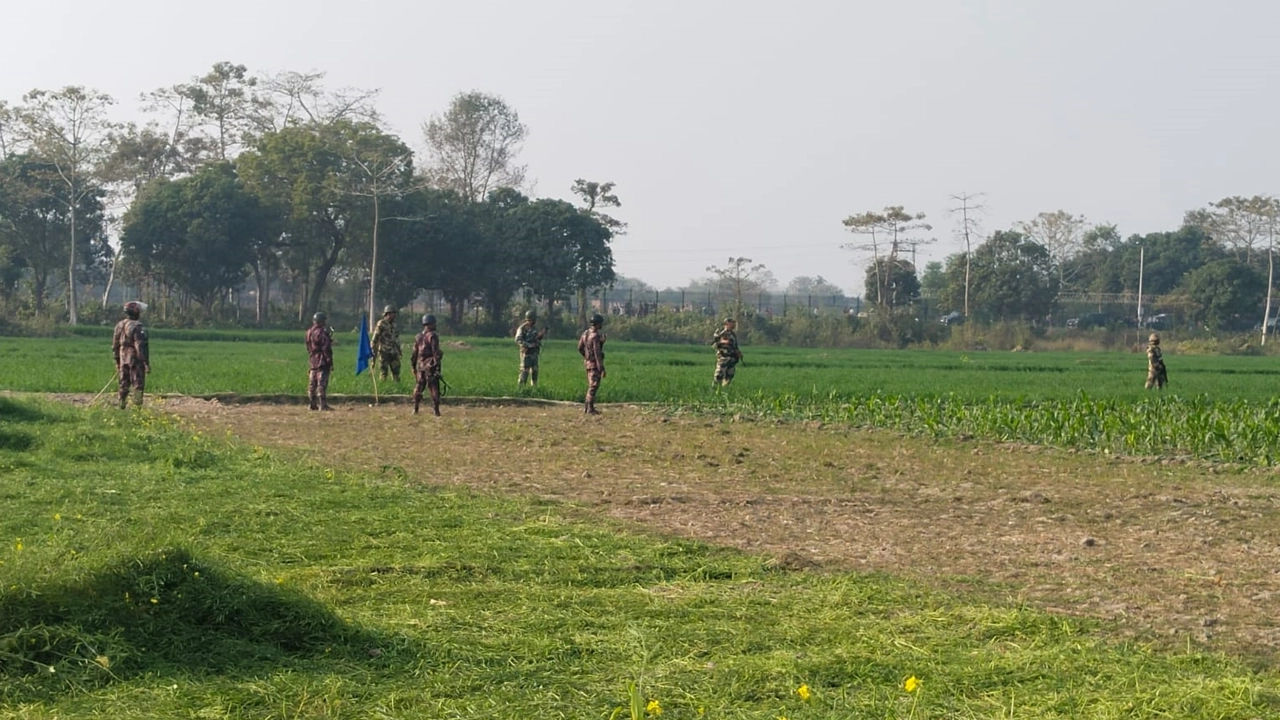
[515,309,546,387]
[111,301,150,409]
[411,314,444,416]
[370,305,402,382]
[711,317,743,387]
[1145,332,1167,390]
[577,313,606,414]
[306,311,334,411]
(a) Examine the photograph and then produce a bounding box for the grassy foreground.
[1,398,1278,718]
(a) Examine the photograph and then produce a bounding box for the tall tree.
[940,230,1058,322]
[570,179,624,325]
[422,91,527,203]
[251,70,381,133]
[238,120,405,320]
[842,206,930,307]
[0,153,108,311]
[1187,196,1278,265]
[706,257,772,322]
[1016,210,1087,288]
[947,192,985,317]
[14,87,117,324]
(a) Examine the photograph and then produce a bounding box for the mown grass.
[2,396,1280,718]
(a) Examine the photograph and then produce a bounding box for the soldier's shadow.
[0,546,400,700]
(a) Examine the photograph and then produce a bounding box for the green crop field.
[3,330,1280,464]
[3,396,1278,718]
[2,329,1278,401]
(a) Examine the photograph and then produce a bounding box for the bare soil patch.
[145,395,1280,659]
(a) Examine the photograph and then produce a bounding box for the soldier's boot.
[308,392,318,410]
[119,390,129,410]
[319,392,332,411]
[517,369,528,386]
[530,369,538,388]
[430,388,441,416]
[587,401,599,415]
[413,394,421,415]
[133,390,144,408]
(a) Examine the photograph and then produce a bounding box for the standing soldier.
[112,301,150,409]
[306,311,334,411]
[371,305,402,382]
[577,313,606,414]
[711,317,743,387]
[515,310,546,387]
[1145,332,1168,390]
[411,314,444,416]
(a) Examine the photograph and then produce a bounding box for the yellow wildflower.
[14,541,21,552]
[905,675,921,693]
[797,684,811,701]
[53,513,61,521]
[646,698,662,716]
[95,655,111,669]
[150,597,159,604]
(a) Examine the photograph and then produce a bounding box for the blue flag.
[356,314,374,375]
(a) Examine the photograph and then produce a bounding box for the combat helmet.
[124,301,143,319]
[1149,332,1160,344]
[525,310,537,321]
[383,305,397,315]
[422,313,437,326]
[590,313,604,326]
[723,317,736,325]
[313,311,327,324]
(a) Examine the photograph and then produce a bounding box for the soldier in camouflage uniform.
[577,313,606,414]
[515,310,546,386]
[711,317,743,387]
[370,305,402,382]
[111,301,150,409]
[306,311,334,411]
[1145,332,1167,390]
[411,314,444,416]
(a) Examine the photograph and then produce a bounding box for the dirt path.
[152,396,1280,660]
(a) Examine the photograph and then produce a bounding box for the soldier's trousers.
[413,370,441,412]
[714,358,738,385]
[378,353,401,381]
[518,353,540,384]
[118,362,145,407]
[1146,364,1167,389]
[584,368,602,405]
[308,368,331,406]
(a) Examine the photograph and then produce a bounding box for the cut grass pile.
[1,397,1279,718]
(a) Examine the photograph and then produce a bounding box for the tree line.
[844,197,1280,336]
[0,63,619,329]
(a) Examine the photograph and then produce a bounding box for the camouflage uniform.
[711,323,742,386]
[1145,335,1167,390]
[577,322,606,414]
[371,312,402,381]
[411,323,444,416]
[111,310,150,409]
[515,320,545,385]
[306,322,334,410]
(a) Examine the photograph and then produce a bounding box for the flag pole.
[369,314,379,405]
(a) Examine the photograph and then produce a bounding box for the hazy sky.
[5,0,1279,293]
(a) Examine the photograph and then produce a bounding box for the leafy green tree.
[506,197,615,323]
[706,257,774,322]
[1016,210,1087,288]
[864,259,919,310]
[0,154,108,312]
[121,162,268,313]
[423,92,527,202]
[1180,259,1266,331]
[940,231,1058,322]
[238,120,408,319]
[377,187,479,322]
[919,262,945,299]
[570,179,624,325]
[786,275,845,300]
